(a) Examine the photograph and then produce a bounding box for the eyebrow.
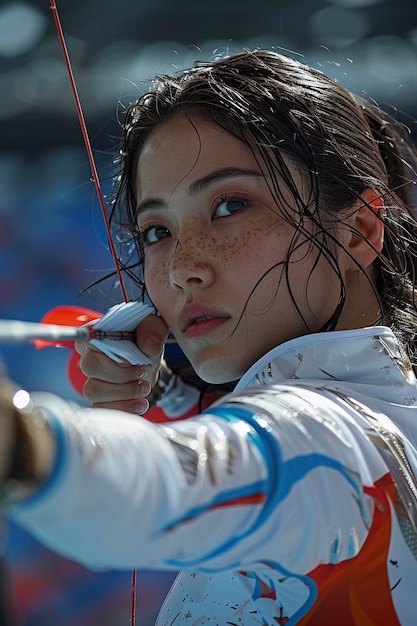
[136,167,263,216]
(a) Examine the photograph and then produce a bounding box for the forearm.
[7,376,396,572]
[9,383,383,576]
[9,391,267,571]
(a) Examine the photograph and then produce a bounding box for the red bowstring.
[49,2,136,624]
[49,0,128,304]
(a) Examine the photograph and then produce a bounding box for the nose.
[169,236,216,291]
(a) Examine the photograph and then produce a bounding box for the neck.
[336,266,381,331]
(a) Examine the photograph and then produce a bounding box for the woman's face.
[135,113,347,383]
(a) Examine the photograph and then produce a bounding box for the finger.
[74,319,102,356]
[136,315,169,358]
[74,339,102,357]
[79,348,148,384]
[91,398,150,416]
[83,378,151,404]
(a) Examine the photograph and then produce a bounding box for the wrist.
[0,386,55,507]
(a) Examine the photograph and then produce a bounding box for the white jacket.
[11,326,417,624]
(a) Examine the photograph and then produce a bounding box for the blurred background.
[0,0,416,623]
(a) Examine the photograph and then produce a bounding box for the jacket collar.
[236,326,417,406]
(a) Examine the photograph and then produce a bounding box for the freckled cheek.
[218,236,251,269]
[143,258,171,304]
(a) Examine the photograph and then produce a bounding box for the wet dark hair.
[110,49,417,370]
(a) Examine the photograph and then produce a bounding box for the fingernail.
[133,399,149,415]
[141,335,163,356]
[138,380,151,395]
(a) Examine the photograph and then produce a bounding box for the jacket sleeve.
[9,384,391,576]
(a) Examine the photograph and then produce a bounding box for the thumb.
[136,314,169,358]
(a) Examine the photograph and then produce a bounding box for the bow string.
[49,0,128,303]
[49,1,137,623]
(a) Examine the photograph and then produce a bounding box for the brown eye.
[141,224,171,244]
[215,197,247,217]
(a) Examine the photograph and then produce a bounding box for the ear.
[347,189,385,269]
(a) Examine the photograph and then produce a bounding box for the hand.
[75,314,169,414]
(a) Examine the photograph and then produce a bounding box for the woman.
[2,50,417,624]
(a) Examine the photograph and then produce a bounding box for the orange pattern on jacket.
[299,473,399,625]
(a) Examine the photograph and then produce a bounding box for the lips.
[180,302,230,334]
